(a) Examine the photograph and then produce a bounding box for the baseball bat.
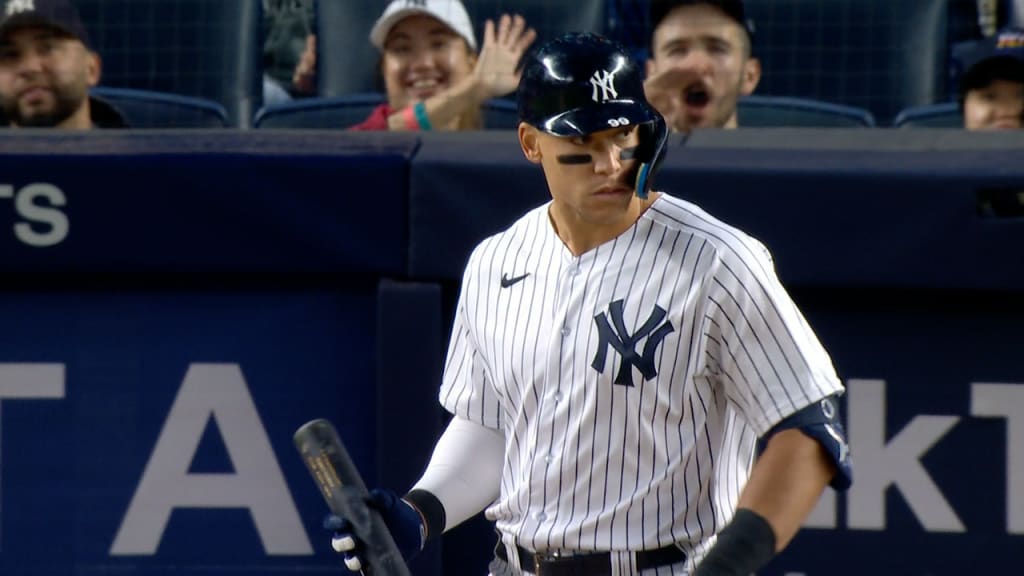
[293,418,412,576]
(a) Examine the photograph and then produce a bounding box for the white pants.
[487,553,689,576]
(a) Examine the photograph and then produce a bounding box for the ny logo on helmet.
[590,69,618,103]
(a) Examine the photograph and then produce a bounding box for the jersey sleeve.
[702,235,843,436]
[438,252,504,431]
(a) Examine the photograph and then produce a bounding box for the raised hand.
[473,14,537,100]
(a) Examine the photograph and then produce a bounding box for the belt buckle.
[533,550,566,575]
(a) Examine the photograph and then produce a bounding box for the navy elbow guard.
[761,394,852,490]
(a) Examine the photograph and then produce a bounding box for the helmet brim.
[537,100,659,137]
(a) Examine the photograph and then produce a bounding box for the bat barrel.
[294,418,412,576]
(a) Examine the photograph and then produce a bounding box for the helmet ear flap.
[631,115,669,200]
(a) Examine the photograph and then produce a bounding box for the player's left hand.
[324,488,424,573]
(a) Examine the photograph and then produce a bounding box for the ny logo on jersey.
[589,69,618,103]
[592,299,674,386]
[5,0,34,16]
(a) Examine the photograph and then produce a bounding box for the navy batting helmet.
[518,32,668,199]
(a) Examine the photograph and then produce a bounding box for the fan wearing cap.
[960,27,1024,130]
[643,0,761,132]
[0,0,123,128]
[349,0,535,131]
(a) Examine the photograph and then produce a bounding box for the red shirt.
[348,103,393,131]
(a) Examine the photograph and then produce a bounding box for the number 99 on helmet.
[517,32,669,199]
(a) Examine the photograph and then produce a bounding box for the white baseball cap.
[370,0,477,51]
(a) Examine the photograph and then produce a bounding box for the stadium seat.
[75,0,262,128]
[891,102,962,128]
[742,0,948,124]
[737,95,876,127]
[253,95,519,130]
[254,93,386,129]
[90,87,228,128]
[481,98,520,129]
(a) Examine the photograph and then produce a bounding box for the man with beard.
[0,0,124,129]
[644,0,760,132]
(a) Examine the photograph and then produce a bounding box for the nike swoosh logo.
[500,272,530,288]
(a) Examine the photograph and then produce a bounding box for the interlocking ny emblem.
[592,299,675,386]
[589,69,618,102]
[5,0,35,16]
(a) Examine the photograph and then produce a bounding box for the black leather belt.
[495,542,686,575]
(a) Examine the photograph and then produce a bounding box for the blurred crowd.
[0,0,1021,131]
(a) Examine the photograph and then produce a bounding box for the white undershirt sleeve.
[411,415,504,532]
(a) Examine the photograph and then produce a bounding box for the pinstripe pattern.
[441,194,843,570]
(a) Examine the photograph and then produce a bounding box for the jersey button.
[543,453,554,464]
[560,326,570,337]
[534,512,547,522]
[552,391,562,402]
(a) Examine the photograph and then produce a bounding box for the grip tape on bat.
[293,418,412,576]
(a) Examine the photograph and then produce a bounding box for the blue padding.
[0,131,418,276]
[0,290,378,567]
[738,95,876,127]
[892,102,962,128]
[91,87,229,128]
[407,130,1024,290]
[409,132,550,280]
[376,280,445,576]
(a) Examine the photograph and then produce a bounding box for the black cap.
[649,0,755,40]
[0,0,91,48]
[958,27,1024,98]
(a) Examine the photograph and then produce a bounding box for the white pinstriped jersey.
[440,193,843,567]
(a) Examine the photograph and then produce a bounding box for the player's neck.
[549,192,661,257]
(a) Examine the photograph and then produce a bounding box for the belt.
[495,541,686,575]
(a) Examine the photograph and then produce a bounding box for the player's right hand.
[324,488,425,573]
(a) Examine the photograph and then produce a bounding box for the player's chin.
[584,194,635,219]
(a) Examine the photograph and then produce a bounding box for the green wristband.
[413,101,433,131]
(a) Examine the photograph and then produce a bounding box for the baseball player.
[329,32,851,576]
